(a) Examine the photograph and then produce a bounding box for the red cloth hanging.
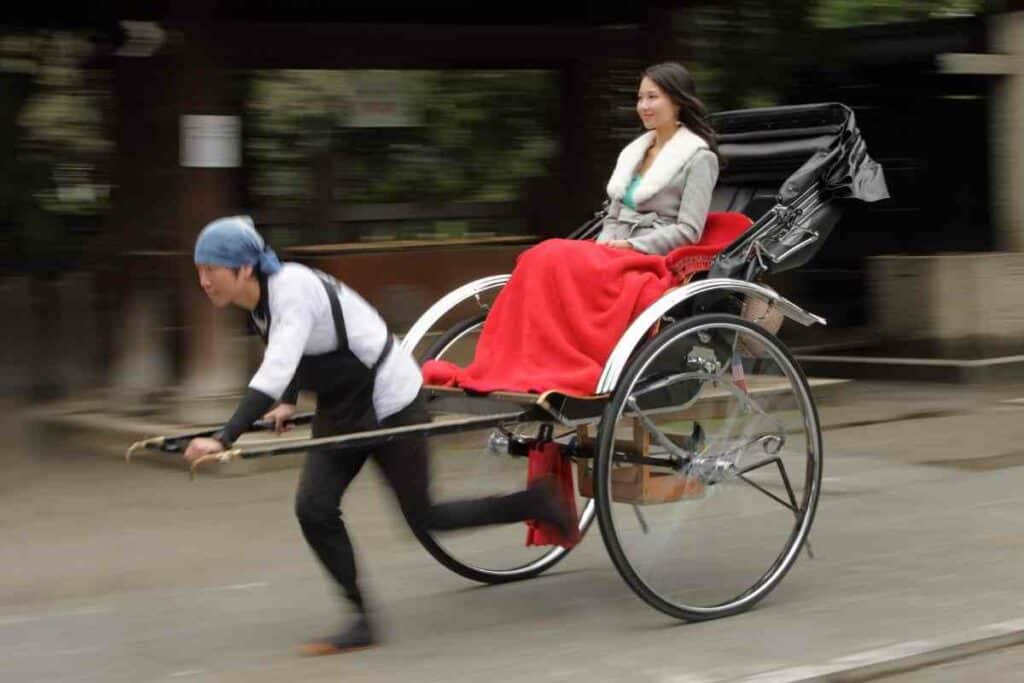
[525,441,579,548]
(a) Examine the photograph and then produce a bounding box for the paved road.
[4,381,1024,682]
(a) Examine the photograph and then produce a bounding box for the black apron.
[253,268,394,437]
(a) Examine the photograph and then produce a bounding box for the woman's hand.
[184,437,225,465]
[263,402,297,435]
[607,240,635,250]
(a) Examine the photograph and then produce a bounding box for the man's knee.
[294,491,340,529]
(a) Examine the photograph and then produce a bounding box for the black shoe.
[530,476,579,543]
[299,615,376,656]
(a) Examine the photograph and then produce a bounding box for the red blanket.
[421,212,752,397]
[422,239,674,396]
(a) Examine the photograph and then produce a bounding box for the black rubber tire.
[594,313,823,620]
[415,311,589,584]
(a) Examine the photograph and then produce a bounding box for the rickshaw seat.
[664,211,753,283]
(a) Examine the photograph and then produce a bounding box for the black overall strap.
[315,273,349,354]
[315,272,394,375]
[249,270,272,342]
[373,332,395,374]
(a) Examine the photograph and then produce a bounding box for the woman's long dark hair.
[642,62,719,162]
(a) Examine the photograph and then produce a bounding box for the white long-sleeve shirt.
[249,262,421,421]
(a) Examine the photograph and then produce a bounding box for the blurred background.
[6,5,1024,682]
[0,0,1021,411]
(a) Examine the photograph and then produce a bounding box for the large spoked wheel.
[414,311,595,585]
[595,313,822,620]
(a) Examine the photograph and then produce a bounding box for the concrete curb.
[737,618,1024,682]
[797,353,1024,383]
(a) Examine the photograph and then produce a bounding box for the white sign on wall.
[180,115,241,168]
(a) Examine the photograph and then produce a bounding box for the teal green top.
[623,174,643,210]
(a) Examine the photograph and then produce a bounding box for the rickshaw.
[128,102,888,621]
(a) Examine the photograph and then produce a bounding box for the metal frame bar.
[595,278,825,394]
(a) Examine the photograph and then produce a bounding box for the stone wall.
[869,252,1024,355]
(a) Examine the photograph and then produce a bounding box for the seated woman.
[598,61,720,255]
[423,62,724,397]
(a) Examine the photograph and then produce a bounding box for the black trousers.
[294,395,545,613]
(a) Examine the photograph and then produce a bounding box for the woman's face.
[636,76,679,131]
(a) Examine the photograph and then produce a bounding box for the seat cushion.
[664,211,753,282]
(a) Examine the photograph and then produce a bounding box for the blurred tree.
[243,69,558,243]
[676,1,814,111]
[0,30,112,276]
[677,0,985,112]
[811,0,984,28]
[0,30,112,399]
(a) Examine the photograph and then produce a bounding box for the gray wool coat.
[596,127,719,255]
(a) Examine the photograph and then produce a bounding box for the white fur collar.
[606,126,708,205]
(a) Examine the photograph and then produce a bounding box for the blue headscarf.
[193,215,282,275]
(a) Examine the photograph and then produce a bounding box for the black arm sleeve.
[213,387,276,447]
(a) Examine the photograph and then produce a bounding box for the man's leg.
[294,446,370,613]
[295,444,382,655]
[374,398,575,535]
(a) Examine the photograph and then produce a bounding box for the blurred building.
[783,5,1024,365]
[2,1,1023,406]
[1,2,667,409]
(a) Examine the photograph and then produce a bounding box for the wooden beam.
[937,52,1020,75]
[201,22,642,69]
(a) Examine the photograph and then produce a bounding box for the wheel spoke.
[736,466,798,513]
